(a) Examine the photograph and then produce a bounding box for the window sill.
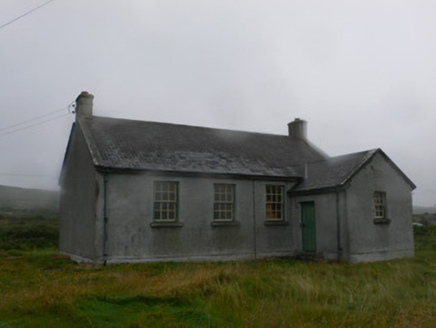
[212,221,240,227]
[150,222,183,228]
[264,220,289,226]
[373,218,391,225]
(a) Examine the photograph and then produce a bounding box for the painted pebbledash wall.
[344,152,415,263]
[289,152,415,264]
[59,123,97,261]
[94,174,298,264]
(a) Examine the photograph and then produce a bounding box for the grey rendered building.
[59,92,416,264]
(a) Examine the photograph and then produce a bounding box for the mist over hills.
[0,185,59,214]
[413,206,436,215]
[0,184,433,215]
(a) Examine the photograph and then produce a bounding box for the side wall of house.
[345,153,414,263]
[102,173,297,263]
[59,124,98,262]
[291,192,349,261]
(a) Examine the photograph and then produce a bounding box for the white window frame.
[373,191,387,219]
[266,185,284,221]
[213,184,235,221]
[154,181,178,222]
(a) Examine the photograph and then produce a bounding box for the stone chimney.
[288,118,307,140]
[75,91,94,121]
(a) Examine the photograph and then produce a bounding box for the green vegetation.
[414,212,436,226]
[0,213,58,250]
[1,216,436,327]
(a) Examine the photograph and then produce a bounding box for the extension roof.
[75,116,327,179]
[289,148,416,194]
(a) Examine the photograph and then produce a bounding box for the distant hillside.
[414,206,436,215]
[0,184,431,217]
[0,185,59,214]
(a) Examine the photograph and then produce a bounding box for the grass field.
[1,216,436,327]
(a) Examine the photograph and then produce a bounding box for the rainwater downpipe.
[335,187,343,262]
[252,180,257,260]
[103,171,109,266]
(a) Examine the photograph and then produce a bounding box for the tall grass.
[0,213,58,250]
[1,217,436,327]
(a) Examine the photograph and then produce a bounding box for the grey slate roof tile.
[290,149,377,192]
[78,116,327,178]
[65,116,415,191]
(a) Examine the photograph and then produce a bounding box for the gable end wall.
[345,152,414,262]
[59,123,98,262]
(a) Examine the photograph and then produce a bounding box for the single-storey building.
[59,92,416,264]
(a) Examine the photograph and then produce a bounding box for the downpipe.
[103,171,109,266]
[252,180,257,260]
[335,188,343,262]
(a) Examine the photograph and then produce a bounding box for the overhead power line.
[0,101,74,138]
[0,113,70,138]
[0,105,71,133]
[0,0,57,31]
[0,173,58,177]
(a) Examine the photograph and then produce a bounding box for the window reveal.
[266,185,284,220]
[154,181,178,222]
[214,184,235,221]
[373,191,386,219]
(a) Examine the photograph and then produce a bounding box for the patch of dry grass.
[2,224,436,327]
[1,253,436,327]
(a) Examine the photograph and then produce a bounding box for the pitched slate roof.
[290,148,416,193]
[77,116,326,179]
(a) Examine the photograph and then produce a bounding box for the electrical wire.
[0,0,57,31]
[0,104,72,133]
[0,173,58,177]
[0,112,70,138]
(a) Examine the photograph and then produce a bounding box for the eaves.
[94,165,304,182]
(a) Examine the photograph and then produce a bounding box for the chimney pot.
[75,91,94,120]
[288,118,307,140]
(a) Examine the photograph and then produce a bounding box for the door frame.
[300,201,316,253]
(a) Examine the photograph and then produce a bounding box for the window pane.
[154,182,178,222]
[373,192,386,219]
[266,185,284,220]
[214,184,235,221]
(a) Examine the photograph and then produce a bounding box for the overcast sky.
[1,0,435,206]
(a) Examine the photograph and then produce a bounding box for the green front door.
[301,201,316,252]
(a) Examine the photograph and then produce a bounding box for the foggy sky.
[1,0,435,206]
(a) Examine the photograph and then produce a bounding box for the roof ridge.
[91,115,292,139]
[305,148,378,165]
[337,149,379,186]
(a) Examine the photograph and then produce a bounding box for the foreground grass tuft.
[1,217,436,327]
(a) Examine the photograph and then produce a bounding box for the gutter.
[288,185,340,197]
[94,165,304,183]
